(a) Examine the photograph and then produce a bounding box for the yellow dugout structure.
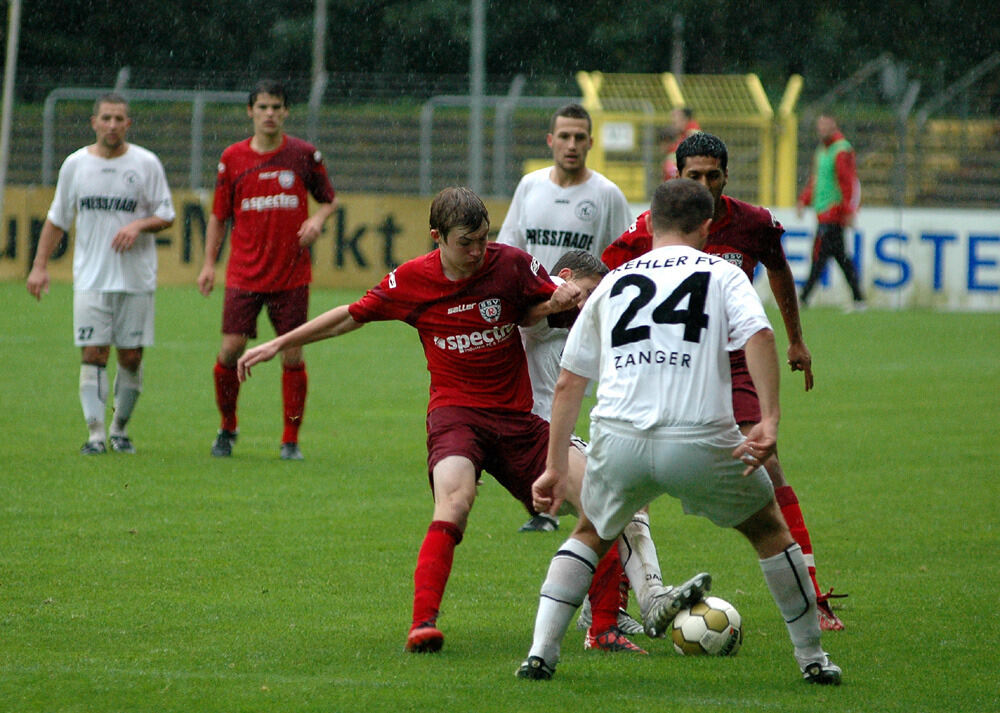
[547,71,802,207]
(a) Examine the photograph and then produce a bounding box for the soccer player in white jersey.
[501,102,630,535]
[516,179,842,686]
[497,103,631,273]
[27,93,175,455]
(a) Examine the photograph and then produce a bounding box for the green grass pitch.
[1,282,997,712]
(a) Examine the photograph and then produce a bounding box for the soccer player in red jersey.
[603,132,847,631]
[235,187,619,654]
[198,79,336,461]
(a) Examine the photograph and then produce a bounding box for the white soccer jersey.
[521,276,568,420]
[561,245,772,430]
[48,144,175,292]
[497,167,631,272]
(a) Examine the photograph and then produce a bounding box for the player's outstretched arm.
[766,262,813,391]
[237,304,363,381]
[735,328,780,475]
[533,368,588,514]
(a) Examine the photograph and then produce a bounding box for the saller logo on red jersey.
[432,323,516,354]
[240,193,300,212]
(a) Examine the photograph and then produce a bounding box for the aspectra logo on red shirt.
[432,323,517,354]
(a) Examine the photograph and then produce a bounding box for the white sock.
[618,511,665,618]
[528,538,598,664]
[111,364,142,436]
[79,363,108,443]
[760,543,824,659]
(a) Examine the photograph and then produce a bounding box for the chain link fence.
[10,64,1000,207]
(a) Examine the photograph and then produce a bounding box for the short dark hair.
[650,178,714,235]
[550,103,592,133]
[676,132,729,173]
[93,92,129,116]
[551,249,609,279]
[429,187,490,237]
[249,79,288,107]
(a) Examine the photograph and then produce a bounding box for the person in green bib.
[797,114,866,310]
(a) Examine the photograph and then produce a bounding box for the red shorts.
[426,405,549,513]
[222,285,309,338]
[730,351,762,426]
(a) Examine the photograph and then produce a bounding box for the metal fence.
[14,64,1000,208]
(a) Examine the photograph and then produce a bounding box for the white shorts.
[581,418,774,540]
[73,290,155,348]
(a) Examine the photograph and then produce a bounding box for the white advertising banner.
[770,208,1000,311]
[626,202,1000,311]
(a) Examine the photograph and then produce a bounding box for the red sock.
[776,485,821,597]
[619,568,631,612]
[412,521,463,629]
[213,360,240,432]
[281,363,307,444]
[588,546,624,635]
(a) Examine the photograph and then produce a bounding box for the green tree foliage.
[11,0,1000,95]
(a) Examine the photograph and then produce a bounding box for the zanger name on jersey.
[614,349,692,370]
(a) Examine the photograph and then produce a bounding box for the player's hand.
[197,266,215,297]
[237,341,280,382]
[111,224,142,252]
[297,215,325,247]
[548,281,582,314]
[733,421,777,476]
[787,342,814,391]
[531,467,567,515]
[26,267,50,301]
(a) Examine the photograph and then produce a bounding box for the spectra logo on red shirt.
[432,323,516,354]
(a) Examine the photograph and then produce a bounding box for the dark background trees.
[10,1,1000,103]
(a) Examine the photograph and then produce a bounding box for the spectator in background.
[661,106,701,181]
[27,93,175,455]
[797,113,866,310]
[198,79,337,461]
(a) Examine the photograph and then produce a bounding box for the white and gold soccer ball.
[670,596,743,656]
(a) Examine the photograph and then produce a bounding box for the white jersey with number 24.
[561,244,772,430]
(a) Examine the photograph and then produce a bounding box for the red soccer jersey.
[213,135,336,292]
[602,195,786,280]
[348,243,556,414]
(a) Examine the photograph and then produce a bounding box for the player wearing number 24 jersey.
[518,179,841,685]
[603,132,846,633]
[577,244,769,433]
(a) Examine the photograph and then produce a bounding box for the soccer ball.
[670,596,743,656]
